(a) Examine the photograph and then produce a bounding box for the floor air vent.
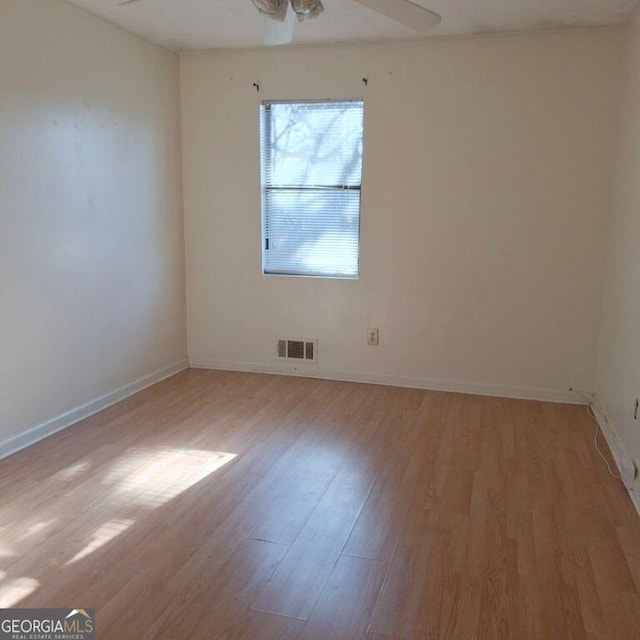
[277,338,317,363]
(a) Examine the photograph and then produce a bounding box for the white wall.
[181,31,621,401]
[0,0,186,453]
[598,9,640,470]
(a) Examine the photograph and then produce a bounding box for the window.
[259,99,364,278]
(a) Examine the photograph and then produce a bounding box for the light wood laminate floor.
[1,369,639,639]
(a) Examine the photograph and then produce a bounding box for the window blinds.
[260,99,364,278]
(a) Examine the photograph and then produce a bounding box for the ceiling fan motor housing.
[251,0,288,21]
[291,0,324,21]
[252,0,324,22]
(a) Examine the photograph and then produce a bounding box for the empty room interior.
[2,0,640,637]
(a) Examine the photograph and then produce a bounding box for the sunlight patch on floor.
[0,577,40,607]
[65,519,135,566]
[0,541,15,560]
[104,447,237,508]
[19,520,56,541]
[58,460,91,479]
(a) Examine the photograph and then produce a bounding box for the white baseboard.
[0,358,188,461]
[188,357,582,404]
[591,401,640,518]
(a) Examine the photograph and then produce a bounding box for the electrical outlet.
[367,328,379,346]
[634,398,639,420]
[634,461,639,482]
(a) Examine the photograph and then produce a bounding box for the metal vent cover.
[276,338,318,363]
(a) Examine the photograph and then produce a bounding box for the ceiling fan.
[253,0,441,45]
[118,0,441,46]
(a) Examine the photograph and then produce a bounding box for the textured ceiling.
[64,0,639,51]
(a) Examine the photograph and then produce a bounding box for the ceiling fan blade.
[263,4,296,46]
[352,0,441,31]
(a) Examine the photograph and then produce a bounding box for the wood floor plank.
[342,393,447,563]
[297,554,388,640]
[445,577,482,640]
[250,458,377,620]
[155,538,288,638]
[0,369,639,639]
[368,506,443,638]
[229,611,306,640]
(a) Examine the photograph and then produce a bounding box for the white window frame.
[259,98,364,279]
